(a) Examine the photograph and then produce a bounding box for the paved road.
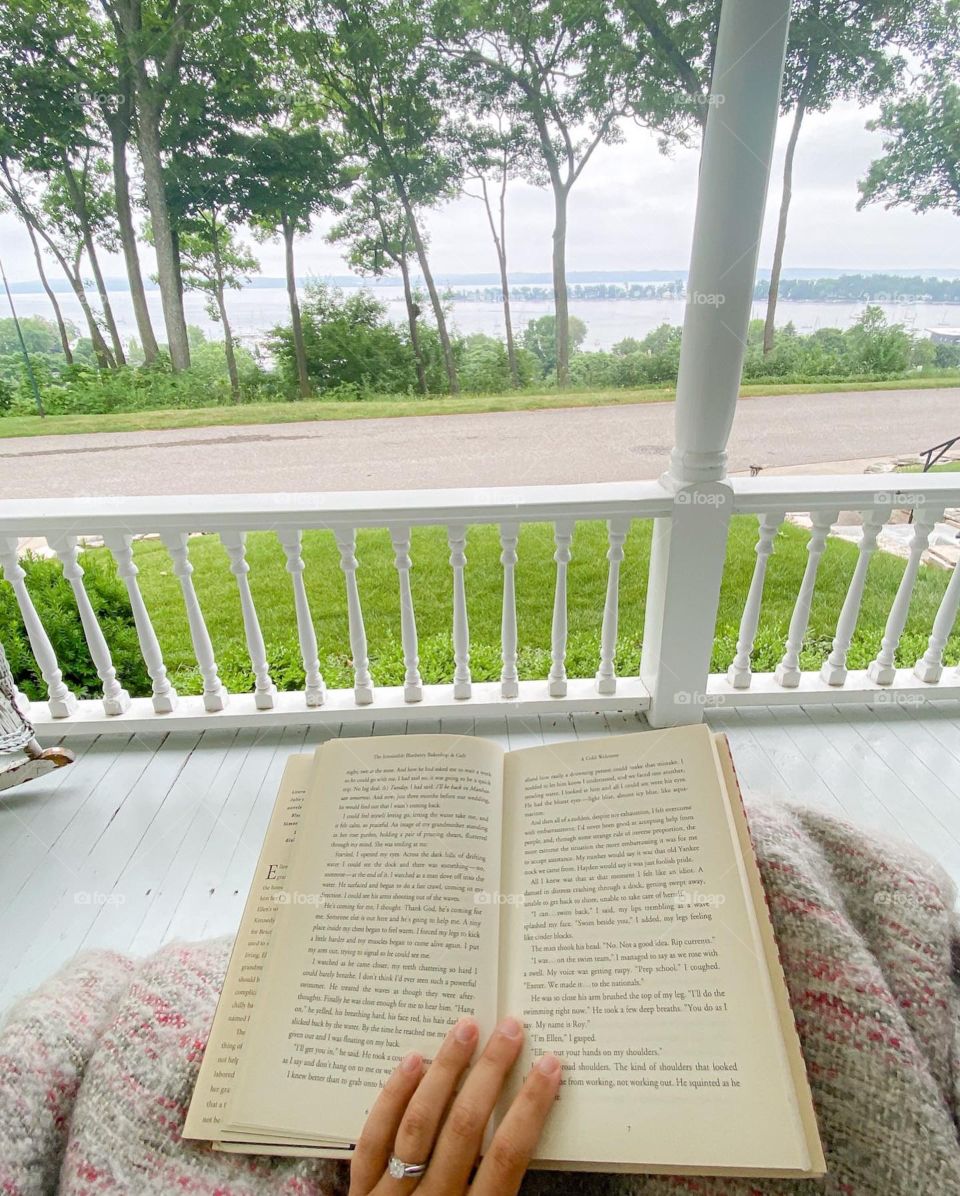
[0,387,954,499]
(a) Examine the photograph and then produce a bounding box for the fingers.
[470,1052,562,1196]
[423,1016,526,1192]
[349,1050,424,1195]
[390,1016,479,1178]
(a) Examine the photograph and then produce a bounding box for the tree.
[858,62,960,221]
[294,0,463,393]
[0,0,118,366]
[174,211,258,399]
[239,123,349,397]
[329,180,431,394]
[761,0,932,354]
[0,194,74,363]
[101,0,197,370]
[523,313,587,376]
[46,150,127,365]
[94,32,161,363]
[0,162,115,368]
[459,112,537,389]
[433,0,712,386]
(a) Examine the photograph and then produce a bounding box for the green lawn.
[1,373,958,440]
[6,515,951,702]
[900,460,960,473]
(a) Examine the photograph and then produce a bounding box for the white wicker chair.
[0,639,73,790]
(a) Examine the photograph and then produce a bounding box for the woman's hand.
[348,1016,562,1195]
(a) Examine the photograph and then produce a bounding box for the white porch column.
[642,0,791,728]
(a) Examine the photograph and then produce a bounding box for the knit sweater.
[1,797,959,1196]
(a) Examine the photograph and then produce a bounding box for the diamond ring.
[388,1154,428,1180]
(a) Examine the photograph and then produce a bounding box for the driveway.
[0,387,954,498]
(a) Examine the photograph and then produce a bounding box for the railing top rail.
[0,480,674,537]
[730,472,960,514]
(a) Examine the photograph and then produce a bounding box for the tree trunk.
[763,97,807,355]
[395,185,459,394]
[0,161,112,365]
[398,247,428,395]
[480,176,520,388]
[210,225,239,400]
[136,94,191,370]
[282,215,311,397]
[24,219,73,364]
[552,186,570,387]
[107,93,159,363]
[217,287,240,399]
[60,157,126,365]
[65,250,114,368]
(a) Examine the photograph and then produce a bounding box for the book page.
[224,734,505,1144]
[498,725,811,1173]
[184,752,315,1139]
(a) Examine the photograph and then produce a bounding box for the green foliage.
[3,331,267,415]
[268,283,448,397]
[859,68,960,219]
[0,314,75,356]
[522,315,588,376]
[458,333,537,392]
[0,549,150,701]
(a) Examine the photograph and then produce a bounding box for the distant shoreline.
[8,269,960,295]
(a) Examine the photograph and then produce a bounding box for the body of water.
[8,283,959,355]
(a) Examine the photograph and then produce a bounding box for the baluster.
[727,512,783,690]
[221,531,276,709]
[49,533,131,716]
[104,533,177,713]
[774,509,837,689]
[161,532,228,712]
[390,526,423,702]
[448,524,472,699]
[868,506,941,685]
[0,537,78,717]
[915,542,960,683]
[596,517,629,695]
[278,529,325,707]
[549,521,574,698]
[820,512,884,686]
[336,529,374,705]
[499,522,519,699]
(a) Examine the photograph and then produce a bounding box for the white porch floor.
[2,703,960,1017]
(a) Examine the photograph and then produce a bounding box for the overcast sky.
[2,98,957,286]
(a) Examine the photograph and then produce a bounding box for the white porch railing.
[1,473,958,735]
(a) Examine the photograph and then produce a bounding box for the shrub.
[0,550,151,701]
[268,284,422,397]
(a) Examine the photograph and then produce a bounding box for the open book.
[184,725,824,1178]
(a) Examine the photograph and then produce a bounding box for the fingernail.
[498,1016,523,1039]
[454,1017,478,1044]
[400,1051,422,1074]
[535,1053,561,1076]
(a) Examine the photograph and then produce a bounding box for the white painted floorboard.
[2,704,959,1016]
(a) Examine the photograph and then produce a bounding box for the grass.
[14,514,951,701]
[900,460,960,473]
[1,372,959,440]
